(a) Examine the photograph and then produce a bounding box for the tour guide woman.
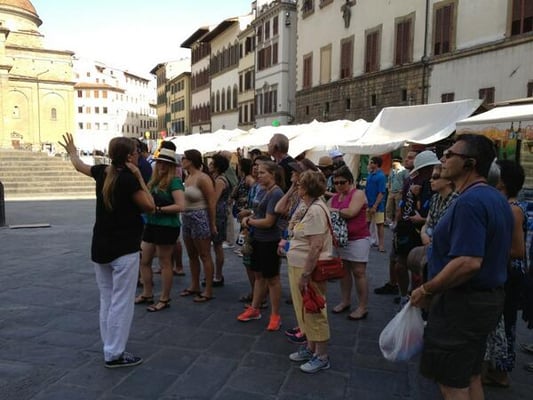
[59,133,155,368]
[286,170,334,374]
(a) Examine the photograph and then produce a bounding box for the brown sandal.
[134,295,153,305]
[147,299,171,312]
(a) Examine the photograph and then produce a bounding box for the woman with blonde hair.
[135,148,185,312]
[59,133,155,368]
[180,149,217,303]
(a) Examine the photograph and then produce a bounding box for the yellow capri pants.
[288,264,330,342]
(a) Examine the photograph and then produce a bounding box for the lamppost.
[36,69,49,148]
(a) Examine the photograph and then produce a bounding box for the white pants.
[94,252,139,362]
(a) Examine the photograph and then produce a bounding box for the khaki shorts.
[366,211,385,224]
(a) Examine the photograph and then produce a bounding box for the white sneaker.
[222,242,235,249]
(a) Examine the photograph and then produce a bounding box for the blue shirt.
[365,169,386,212]
[429,184,512,289]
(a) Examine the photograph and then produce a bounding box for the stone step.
[0,149,99,200]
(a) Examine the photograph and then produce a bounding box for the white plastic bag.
[379,301,425,362]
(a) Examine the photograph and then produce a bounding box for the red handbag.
[311,204,345,282]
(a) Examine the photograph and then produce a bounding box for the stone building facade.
[0,0,75,150]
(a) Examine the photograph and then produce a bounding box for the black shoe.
[105,352,143,369]
[374,282,399,295]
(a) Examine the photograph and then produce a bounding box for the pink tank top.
[331,188,370,240]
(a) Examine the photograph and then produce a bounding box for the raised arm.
[58,133,92,177]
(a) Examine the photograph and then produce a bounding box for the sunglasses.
[334,180,348,185]
[443,149,473,159]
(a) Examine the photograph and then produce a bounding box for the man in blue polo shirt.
[365,156,387,252]
[411,134,512,400]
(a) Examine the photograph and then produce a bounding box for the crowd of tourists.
[60,131,533,397]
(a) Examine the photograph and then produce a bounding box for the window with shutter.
[365,30,380,73]
[303,54,313,89]
[273,43,278,65]
[395,18,412,65]
[511,0,533,35]
[340,37,353,79]
[434,2,455,55]
[479,87,495,104]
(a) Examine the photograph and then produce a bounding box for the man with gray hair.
[268,133,295,192]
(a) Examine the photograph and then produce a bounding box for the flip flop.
[180,288,201,297]
[193,294,215,303]
[332,304,350,314]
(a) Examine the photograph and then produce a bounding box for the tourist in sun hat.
[136,148,185,312]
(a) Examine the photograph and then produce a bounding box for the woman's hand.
[238,209,252,220]
[58,132,77,156]
[125,162,142,180]
[298,274,310,292]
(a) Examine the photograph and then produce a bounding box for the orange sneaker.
[237,306,261,322]
[267,314,282,331]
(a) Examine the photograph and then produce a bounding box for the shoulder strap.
[314,202,339,248]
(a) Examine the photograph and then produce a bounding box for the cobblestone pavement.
[0,200,531,399]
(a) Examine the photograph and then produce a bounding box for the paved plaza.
[0,199,531,399]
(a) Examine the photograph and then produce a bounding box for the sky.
[31,0,254,78]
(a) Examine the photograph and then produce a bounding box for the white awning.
[456,103,533,126]
[339,99,482,155]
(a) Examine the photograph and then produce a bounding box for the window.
[320,45,332,84]
[78,122,83,129]
[257,25,263,43]
[103,107,108,114]
[273,16,279,36]
[86,122,92,129]
[511,0,533,35]
[302,0,314,17]
[434,2,455,55]
[85,90,91,98]
[265,20,270,40]
[95,107,100,114]
[395,17,413,65]
[227,86,232,110]
[345,98,351,111]
[365,29,380,73]
[94,90,99,98]
[303,53,313,89]
[371,94,377,107]
[528,81,533,97]
[441,92,455,102]
[77,90,82,98]
[273,43,278,65]
[78,106,83,113]
[95,123,100,130]
[479,87,495,104]
[340,37,354,79]
[85,107,91,113]
[103,90,108,98]
[50,108,57,120]
[305,105,310,115]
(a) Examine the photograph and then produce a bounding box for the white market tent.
[456,103,533,132]
[339,99,483,155]
[164,99,482,159]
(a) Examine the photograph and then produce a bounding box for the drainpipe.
[421,0,430,104]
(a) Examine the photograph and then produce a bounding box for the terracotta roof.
[0,0,37,15]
